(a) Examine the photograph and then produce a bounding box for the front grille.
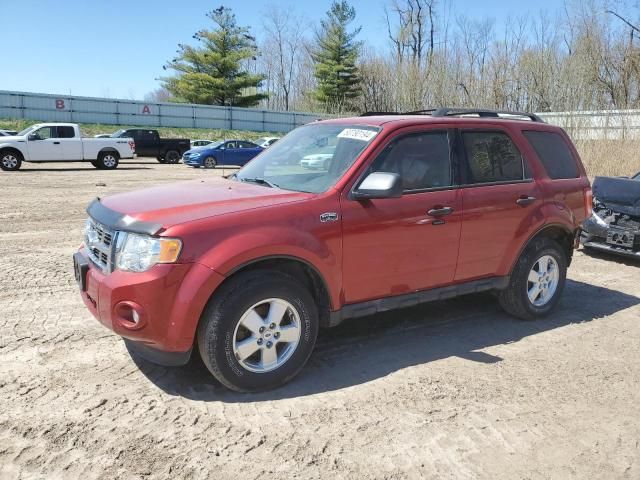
[85,218,117,272]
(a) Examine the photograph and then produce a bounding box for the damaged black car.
[581,173,640,259]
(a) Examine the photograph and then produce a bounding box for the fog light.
[114,301,146,330]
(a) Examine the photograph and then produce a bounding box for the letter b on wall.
[55,99,66,110]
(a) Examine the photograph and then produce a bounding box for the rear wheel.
[203,156,217,169]
[164,150,180,164]
[96,151,119,170]
[499,237,567,320]
[197,270,319,392]
[0,150,22,171]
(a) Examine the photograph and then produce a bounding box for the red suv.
[74,108,591,392]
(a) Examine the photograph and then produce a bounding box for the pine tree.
[161,6,267,107]
[311,1,362,113]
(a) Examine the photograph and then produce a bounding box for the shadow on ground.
[581,246,640,267]
[130,279,639,402]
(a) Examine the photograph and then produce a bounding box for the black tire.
[498,237,567,320]
[0,150,22,171]
[197,270,319,392]
[157,156,167,164]
[164,150,180,164]
[203,156,217,169]
[96,151,119,170]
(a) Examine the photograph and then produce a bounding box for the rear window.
[462,131,526,184]
[523,131,579,179]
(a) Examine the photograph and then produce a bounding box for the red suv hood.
[100,177,313,227]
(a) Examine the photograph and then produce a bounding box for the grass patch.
[0,118,277,143]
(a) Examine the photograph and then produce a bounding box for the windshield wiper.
[239,177,279,188]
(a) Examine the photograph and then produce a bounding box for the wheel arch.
[0,146,25,160]
[509,223,576,275]
[98,147,119,157]
[222,255,334,328]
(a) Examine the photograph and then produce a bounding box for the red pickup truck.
[74,108,591,392]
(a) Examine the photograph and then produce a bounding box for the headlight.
[592,210,608,227]
[116,233,182,272]
[190,152,201,158]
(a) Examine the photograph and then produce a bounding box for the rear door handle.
[53,141,60,145]
[427,206,454,216]
[516,196,536,206]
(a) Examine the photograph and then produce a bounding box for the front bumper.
[581,215,640,259]
[183,156,201,167]
[75,248,225,361]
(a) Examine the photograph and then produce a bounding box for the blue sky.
[4,0,564,100]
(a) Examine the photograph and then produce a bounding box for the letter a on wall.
[142,105,151,114]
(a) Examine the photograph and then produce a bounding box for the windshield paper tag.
[337,128,377,142]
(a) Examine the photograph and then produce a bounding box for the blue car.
[183,140,263,168]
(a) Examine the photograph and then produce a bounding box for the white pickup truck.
[0,123,136,171]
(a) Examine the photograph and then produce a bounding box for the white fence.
[2,90,640,139]
[537,110,640,140]
[0,90,323,133]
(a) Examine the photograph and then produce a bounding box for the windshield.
[236,124,380,193]
[17,125,39,136]
[110,129,126,138]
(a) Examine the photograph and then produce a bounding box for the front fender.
[0,142,26,157]
[195,226,340,309]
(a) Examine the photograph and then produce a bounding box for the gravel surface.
[1,159,639,479]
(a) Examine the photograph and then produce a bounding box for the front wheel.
[499,237,567,320]
[164,150,180,164]
[0,150,22,171]
[203,156,217,169]
[156,156,167,164]
[96,151,119,170]
[197,270,319,392]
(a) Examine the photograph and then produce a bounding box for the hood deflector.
[86,198,164,235]
[592,176,640,217]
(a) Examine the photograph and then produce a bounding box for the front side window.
[32,126,55,140]
[462,131,525,184]
[236,123,380,193]
[367,131,452,191]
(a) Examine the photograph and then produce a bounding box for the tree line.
[154,0,640,115]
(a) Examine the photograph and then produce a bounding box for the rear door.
[341,128,463,303]
[454,128,543,281]
[58,126,83,160]
[26,126,63,160]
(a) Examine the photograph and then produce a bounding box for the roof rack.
[359,107,545,123]
[431,107,545,123]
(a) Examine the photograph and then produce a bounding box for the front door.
[26,126,62,160]
[341,129,463,304]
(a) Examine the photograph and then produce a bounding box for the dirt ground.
[1,159,639,480]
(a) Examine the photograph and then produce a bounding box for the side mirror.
[353,172,403,200]
[219,146,225,150]
[28,133,39,141]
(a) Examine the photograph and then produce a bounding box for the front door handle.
[53,141,60,145]
[516,196,536,206]
[427,206,454,216]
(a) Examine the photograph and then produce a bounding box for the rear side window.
[523,131,579,179]
[462,131,525,184]
[56,126,75,138]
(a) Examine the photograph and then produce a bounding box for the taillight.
[584,186,593,218]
